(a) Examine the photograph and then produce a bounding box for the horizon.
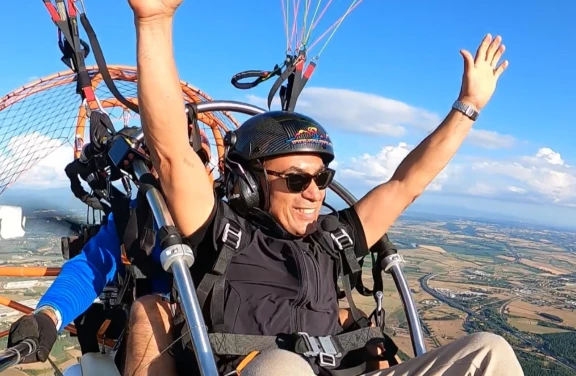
[1,185,574,233]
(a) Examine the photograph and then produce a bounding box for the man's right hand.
[128,0,183,21]
[7,312,58,363]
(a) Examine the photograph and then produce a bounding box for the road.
[420,273,576,371]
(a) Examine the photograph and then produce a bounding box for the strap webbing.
[79,13,139,113]
[207,327,385,356]
[196,219,244,332]
[266,51,316,112]
[42,0,94,102]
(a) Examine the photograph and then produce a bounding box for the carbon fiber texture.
[230,111,334,163]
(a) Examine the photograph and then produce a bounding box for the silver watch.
[452,100,479,121]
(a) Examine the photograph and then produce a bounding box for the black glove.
[81,194,104,211]
[7,312,57,363]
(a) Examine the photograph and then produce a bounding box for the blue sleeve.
[38,213,123,329]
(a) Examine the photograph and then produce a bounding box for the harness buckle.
[297,332,341,368]
[330,228,353,250]
[222,222,242,249]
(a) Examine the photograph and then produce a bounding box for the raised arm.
[129,0,215,236]
[355,34,509,248]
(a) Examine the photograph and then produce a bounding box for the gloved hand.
[81,194,104,211]
[7,312,57,363]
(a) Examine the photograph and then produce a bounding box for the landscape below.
[0,208,575,376]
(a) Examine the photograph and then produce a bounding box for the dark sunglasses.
[264,168,335,193]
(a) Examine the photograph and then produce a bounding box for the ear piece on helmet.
[224,158,262,216]
[224,131,237,148]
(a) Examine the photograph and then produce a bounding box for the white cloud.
[0,132,73,191]
[339,142,576,208]
[339,142,450,192]
[471,147,576,206]
[467,182,495,196]
[247,88,434,138]
[533,147,566,166]
[246,88,517,149]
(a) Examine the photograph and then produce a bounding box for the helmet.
[224,111,334,216]
[226,111,334,164]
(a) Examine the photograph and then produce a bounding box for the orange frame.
[0,65,242,343]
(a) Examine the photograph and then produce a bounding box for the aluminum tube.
[171,259,218,375]
[131,100,266,144]
[328,179,427,356]
[132,160,173,228]
[132,159,217,375]
[0,340,36,373]
[389,263,427,356]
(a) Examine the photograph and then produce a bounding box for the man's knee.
[242,350,314,376]
[465,332,515,355]
[129,295,172,330]
[456,332,523,374]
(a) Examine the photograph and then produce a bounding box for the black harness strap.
[174,208,400,373]
[266,50,317,112]
[117,173,163,297]
[208,326,397,375]
[78,12,139,113]
[328,226,367,327]
[267,55,297,110]
[208,327,384,356]
[43,0,95,102]
[195,218,247,332]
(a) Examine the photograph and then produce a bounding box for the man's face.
[263,153,328,237]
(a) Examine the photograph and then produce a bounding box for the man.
[6,126,214,372]
[126,1,523,376]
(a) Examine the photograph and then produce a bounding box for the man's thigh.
[124,294,178,376]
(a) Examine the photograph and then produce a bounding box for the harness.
[170,205,399,376]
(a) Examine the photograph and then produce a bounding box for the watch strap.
[452,100,479,121]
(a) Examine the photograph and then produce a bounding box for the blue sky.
[0,1,575,228]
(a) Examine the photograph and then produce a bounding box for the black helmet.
[226,111,334,164]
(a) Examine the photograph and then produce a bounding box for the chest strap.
[330,227,361,275]
[327,226,367,329]
[195,219,247,332]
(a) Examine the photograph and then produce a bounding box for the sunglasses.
[264,168,335,193]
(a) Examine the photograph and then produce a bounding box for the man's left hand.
[458,34,509,111]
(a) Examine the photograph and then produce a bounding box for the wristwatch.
[34,305,62,331]
[452,100,479,121]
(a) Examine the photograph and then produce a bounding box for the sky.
[0,0,575,228]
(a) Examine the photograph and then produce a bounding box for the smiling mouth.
[295,208,316,215]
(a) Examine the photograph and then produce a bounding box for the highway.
[420,273,576,371]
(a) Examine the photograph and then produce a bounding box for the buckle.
[297,332,341,368]
[222,222,242,249]
[330,228,353,250]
